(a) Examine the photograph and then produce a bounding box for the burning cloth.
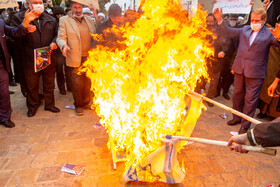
[79,0,213,183]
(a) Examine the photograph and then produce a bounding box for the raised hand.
[263,0,270,10]
[22,9,38,28]
[270,24,280,40]
[212,8,223,23]
[27,25,36,33]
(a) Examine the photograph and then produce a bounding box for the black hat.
[53,6,65,16]
[108,4,122,17]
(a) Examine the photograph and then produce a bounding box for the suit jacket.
[262,0,280,27]
[0,19,28,72]
[56,14,96,68]
[220,22,280,79]
[10,11,57,69]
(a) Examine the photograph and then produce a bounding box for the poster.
[34,46,51,72]
[72,0,99,10]
[212,0,252,14]
[181,0,198,16]
[0,0,18,9]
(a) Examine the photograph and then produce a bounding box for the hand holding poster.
[212,0,252,14]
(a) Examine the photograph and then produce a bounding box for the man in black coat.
[11,0,60,117]
[0,10,37,127]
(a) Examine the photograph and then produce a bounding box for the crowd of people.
[0,0,279,150]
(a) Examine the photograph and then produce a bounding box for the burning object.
[80,0,215,183]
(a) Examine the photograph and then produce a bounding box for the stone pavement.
[1,85,280,187]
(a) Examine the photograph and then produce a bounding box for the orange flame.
[80,0,213,182]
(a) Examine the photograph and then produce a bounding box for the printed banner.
[212,0,252,14]
[0,0,18,9]
[72,0,99,10]
[34,46,51,72]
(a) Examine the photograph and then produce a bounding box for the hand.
[270,24,280,40]
[27,25,36,33]
[268,78,280,97]
[218,51,225,58]
[22,9,38,28]
[212,8,223,24]
[62,45,70,57]
[263,0,270,10]
[227,134,250,154]
[46,0,53,7]
[250,0,254,6]
[50,42,58,50]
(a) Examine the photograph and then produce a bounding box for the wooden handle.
[166,135,277,156]
[187,91,262,125]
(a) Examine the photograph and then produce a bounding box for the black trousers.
[69,57,91,108]
[24,62,56,111]
[0,67,11,122]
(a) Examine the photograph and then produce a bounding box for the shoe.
[75,107,84,116]
[227,119,241,126]
[9,81,17,86]
[238,127,248,134]
[45,107,60,113]
[59,89,67,95]
[223,93,230,100]
[256,112,268,119]
[27,110,37,117]
[1,120,15,128]
[9,91,14,94]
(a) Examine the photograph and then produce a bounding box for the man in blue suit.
[0,10,37,128]
[213,8,280,134]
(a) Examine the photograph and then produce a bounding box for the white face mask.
[32,4,44,15]
[229,20,237,27]
[73,13,83,19]
[251,23,262,31]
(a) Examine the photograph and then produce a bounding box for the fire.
[80,0,214,182]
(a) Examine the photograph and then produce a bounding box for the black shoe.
[238,127,248,134]
[256,112,268,119]
[1,120,15,128]
[27,110,37,117]
[227,119,241,126]
[9,91,14,94]
[9,81,17,86]
[45,107,60,113]
[223,93,230,100]
[59,89,67,95]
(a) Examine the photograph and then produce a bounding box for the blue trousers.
[232,73,264,129]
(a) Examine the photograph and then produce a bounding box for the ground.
[1,85,280,187]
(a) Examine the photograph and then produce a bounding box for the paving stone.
[221,172,250,187]
[72,139,94,150]
[201,174,226,186]
[52,140,74,152]
[28,143,53,155]
[31,153,57,168]
[7,168,40,186]
[63,124,82,132]
[47,132,68,142]
[37,166,62,182]
[25,125,47,135]
[240,169,268,186]
[26,134,49,144]
[46,124,65,133]
[67,131,87,140]
[7,125,28,136]
[4,155,34,170]
[3,135,29,145]
[0,171,13,186]
[94,138,108,147]
[257,166,280,182]
[6,144,32,157]
[55,151,80,165]
[182,177,204,187]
